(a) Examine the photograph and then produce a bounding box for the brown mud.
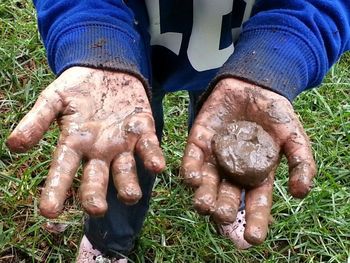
[212,121,279,188]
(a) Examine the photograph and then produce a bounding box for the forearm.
[33,0,150,89]
[210,0,350,101]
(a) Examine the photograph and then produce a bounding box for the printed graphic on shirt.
[146,0,255,72]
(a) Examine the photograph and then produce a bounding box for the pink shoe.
[76,235,127,263]
[218,210,252,250]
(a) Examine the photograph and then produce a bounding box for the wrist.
[61,66,147,92]
[215,78,292,105]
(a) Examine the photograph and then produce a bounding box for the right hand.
[181,78,316,245]
[6,67,165,218]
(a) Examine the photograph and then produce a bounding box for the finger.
[80,159,109,216]
[39,140,81,218]
[181,143,204,187]
[212,180,241,224]
[135,133,165,173]
[244,170,275,245]
[191,92,236,132]
[193,163,220,215]
[125,113,165,173]
[6,88,62,153]
[111,152,142,205]
[284,128,316,198]
[181,124,216,187]
[187,124,215,158]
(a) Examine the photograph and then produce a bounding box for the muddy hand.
[181,78,316,245]
[6,67,165,218]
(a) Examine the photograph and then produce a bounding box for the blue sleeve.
[33,0,150,89]
[212,0,350,101]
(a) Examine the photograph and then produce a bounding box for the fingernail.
[214,205,236,224]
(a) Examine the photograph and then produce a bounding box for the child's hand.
[7,67,165,218]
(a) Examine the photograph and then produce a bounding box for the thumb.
[6,87,63,152]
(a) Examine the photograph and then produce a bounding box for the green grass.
[1,1,350,262]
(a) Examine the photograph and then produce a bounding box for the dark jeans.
[84,86,244,257]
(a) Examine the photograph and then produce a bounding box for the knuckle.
[85,207,107,217]
[125,117,154,135]
[82,197,107,216]
[194,190,216,214]
[213,205,236,224]
[181,166,201,182]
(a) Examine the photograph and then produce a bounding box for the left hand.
[181,78,316,245]
[6,67,165,218]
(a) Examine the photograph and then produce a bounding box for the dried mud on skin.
[6,68,165,219]
[212,121,279,188]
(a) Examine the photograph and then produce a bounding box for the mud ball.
[212,121,279,188]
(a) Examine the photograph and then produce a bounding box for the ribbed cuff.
[208,26,320,101]
[49,23,149,93]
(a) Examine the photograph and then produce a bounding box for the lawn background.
[0,1,349,262]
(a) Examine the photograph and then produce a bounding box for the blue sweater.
[33,0,350,101]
